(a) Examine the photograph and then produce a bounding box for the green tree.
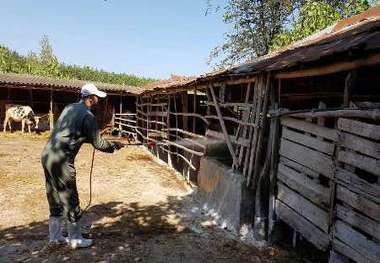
[39,35,60,77]
[25,51,44,75]
[209,0,378,68]
[209,0,303,68]
[0,45,25,73]
[271,0,374,50]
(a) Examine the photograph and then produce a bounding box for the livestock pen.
[0,73,140,132]
[115,7,380,263]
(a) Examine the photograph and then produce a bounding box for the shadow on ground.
[1,195,186,262]
[0,194,300,263]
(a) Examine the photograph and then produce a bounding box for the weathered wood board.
[334,220,380,263]
[279,138,334,178]
[336,185,380,223]
[282,127,335,155]
[333,238,371,263]
[281,117,338,141]
[338,150,380,176]
[338,118,380,141]
[276,200,330,250]
[279,156,320,179]
[278,163,330,207]
[337,204,380,241]
[339,131,380,160]
[277,182,329,232]
[336,168,380,202]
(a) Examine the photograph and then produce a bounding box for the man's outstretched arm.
[83,114,116,153]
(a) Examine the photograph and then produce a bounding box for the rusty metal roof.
[142,5,380,94]
[0,73,145,95]
[226,9,380,75]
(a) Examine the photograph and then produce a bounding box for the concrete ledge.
[196,157,254,235]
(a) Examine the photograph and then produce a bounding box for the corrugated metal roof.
[0,73,144,95]
[142,5,380,94]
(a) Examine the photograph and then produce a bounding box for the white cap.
[81,83,107,98]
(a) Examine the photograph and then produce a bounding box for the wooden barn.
[0,73,143,132]
[118,6,380,263]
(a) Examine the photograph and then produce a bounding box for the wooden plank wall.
[332,118,380,263]
[276,116,337,251]
[274,116,380,262]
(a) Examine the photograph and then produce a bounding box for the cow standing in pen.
[3,105,39,133]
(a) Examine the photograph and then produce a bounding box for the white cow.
[3,105,40,133]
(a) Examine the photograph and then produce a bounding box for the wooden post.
[278,79,282,107]
[182,92,188,131]
[193,89,197,133]
[49,88,54,131]
[244,79,260,176]
[7,87,10,103]
[206,88,211,116]
[147,97,151,142]
[250,74,271,188]
[219,84,226,103]
[167,95,172,167]
[245,76,263,177]
[173,95,179,162]
[119,92,123,136]
[268,104,281,244]
[238,82,253,166]
[343,70,356,107]
[28,88,34,108]
[209,85,238,169]
[111,106,115,130]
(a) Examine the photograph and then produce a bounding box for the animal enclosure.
[0,73,139,132]
[115,9,380,263]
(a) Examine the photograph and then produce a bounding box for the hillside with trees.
[0,35,156,86]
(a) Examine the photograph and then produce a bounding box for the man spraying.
[41,84,124,249]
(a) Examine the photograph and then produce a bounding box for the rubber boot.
[61,218,91,238]
[67,221,93,249]
[48,216,66,244]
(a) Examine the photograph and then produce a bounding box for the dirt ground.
[0,134,304,263]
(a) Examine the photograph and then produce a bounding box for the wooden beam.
[158,146,196,170]
[163,128,206,139]
[169,112,209,125]
[119,92,123,135]
[209,85,238,168]
[207,102,253,108]
[238,82,252,166]
[292,109,380,120]
[159,140,204,156]
[182,92,188,131]
[344,71,356,107]
[49,87,54,130]
[193,89,197,133]
[275,52,380,79]
[205,115,257,127]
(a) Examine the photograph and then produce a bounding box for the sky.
[0,0,230,79]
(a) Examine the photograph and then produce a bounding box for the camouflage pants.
[42,155,82,223]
